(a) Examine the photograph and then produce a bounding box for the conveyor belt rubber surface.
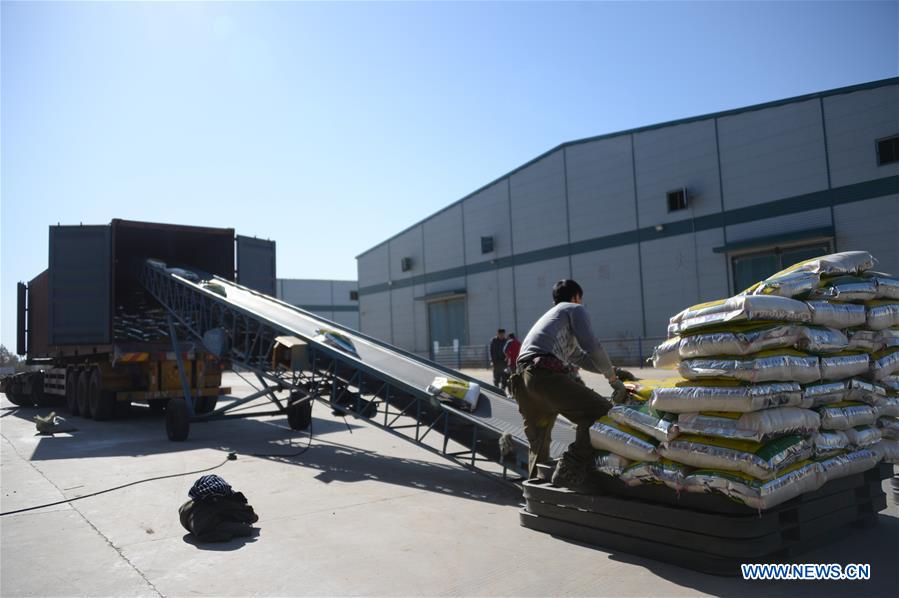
[178,274,575,459]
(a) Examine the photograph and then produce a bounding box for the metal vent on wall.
[481,236,494,254]
[667,188,688,212]
[401,257,412,272]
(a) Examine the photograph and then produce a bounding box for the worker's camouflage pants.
[509,364,612,478]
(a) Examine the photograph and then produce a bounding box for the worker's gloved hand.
[610,379,629,404]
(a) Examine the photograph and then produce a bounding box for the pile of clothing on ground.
[589,251,899,509]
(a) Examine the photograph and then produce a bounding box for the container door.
[49,225,111,345]
[16,282,27,355]
[236,235,276,296]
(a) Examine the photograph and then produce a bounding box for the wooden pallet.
[520,463,893,576]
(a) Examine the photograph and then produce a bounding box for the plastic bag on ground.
[609,403,678,443]
[812,430,849,458]
[619,459,692,491]
[668,295,812,336]
[674,408,820,443]
[817,402,878,430]
[806,301,867,329]
[819,353,870,381]
[651,381,805,413]
[678,352,821,384]
[659,434,811,480]
[589,417,660,462]
[817,449,880,483]
[683,461,823,510]
[593,450,632,476]
[425,377,480,411]
[872,439,899,463]
[866,302,899,330]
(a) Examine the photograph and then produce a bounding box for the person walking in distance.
[502,333,522,395]
[509,280,629,489]
[488,328,507,388]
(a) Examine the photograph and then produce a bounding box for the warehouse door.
[428,298,467,349]
[731,242,831,294]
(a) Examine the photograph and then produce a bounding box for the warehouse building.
[356,78,899,363]
[276,279,359,330]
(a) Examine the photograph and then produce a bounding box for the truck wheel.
[287,400,313,431]
[6,391,33,407]
[89,370,115,421]
[76,370,92,419]
[66,370,80,415]
[166,399,190,441]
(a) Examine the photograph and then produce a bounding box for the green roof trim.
[356,76,899,260]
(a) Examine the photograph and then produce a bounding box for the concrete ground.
[1,370,897,597]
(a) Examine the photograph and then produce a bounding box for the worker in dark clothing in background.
[488,328,507,388]
[509,280,629,489]
[502,333,522,394]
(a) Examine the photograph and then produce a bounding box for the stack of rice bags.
[589,251,899,509]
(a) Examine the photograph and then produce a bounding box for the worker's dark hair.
[497,328,506,334]
[552,279,583,304]
[508,333,516,339]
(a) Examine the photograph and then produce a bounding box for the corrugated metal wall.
[277,279,360,330]
[357,81,899,354]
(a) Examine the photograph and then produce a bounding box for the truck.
[3,219,276,420]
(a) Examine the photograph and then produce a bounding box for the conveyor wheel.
[166,398,190,441]
[76,370,92,419]
[90,369,115,421]
[287,400,312,431]
[65,370,80,415]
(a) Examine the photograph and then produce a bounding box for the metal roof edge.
[355,76,899,260]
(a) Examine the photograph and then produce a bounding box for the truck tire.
[166,399,190,441]
[6,390,34,407]
[89,369,115,421]
[195,396,218,415]
[76,370,92,419]
[66,370,80,416]
[287,400,313,431]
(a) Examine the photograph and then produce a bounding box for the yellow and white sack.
[806,301,867,329]
[619,459,692,491]
[872,439,899,463]
[878,416,899,440]
[589,417,659,462]
[817,401,878,430]
[675,408,820,443]
[594,450,632,476]
[869,348,899,381]
[866,302,899,330]
[678,351,820,384]
[425,377,480,411]
[683,461,823,510]
[812,430,850,458]
[651,381,805,413]
[842,425,882,448]
[659,434,811,480]
[817,449,881,483]
[668,295,812,336]
[819,353,870,380]
[609,403,678,443]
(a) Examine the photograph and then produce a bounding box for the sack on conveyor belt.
[812,431,850,458]
[659,434,811,480]
[678,351,821,384]
[846,329,879,352]
[619,459,692,491]
[683,461,823,510]
[594,450,632,476]
[807,301,867,329]
[674,408,820,443]
[819,352,870,380]
[668,295,812,336]
[842,425,882,448]
[866,302,899,330]
[807,276,879,302]
[817,402,878,430]
[425,377,480,411]
[608,403,678,443]
[872,439,899,463]
[869,348,899,381]
[589,417,659,462]
[866,272,899,300]
[878,416,899,440]
[651,380,805,413]
[817,449,880,483]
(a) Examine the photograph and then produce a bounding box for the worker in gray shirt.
[509,279,628,489]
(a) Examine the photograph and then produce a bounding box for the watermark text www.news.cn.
[742,563,871,581]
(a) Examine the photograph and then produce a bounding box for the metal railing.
[430,337,667,369]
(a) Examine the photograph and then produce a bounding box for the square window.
[480,236,494,254]
[667,189,688,212]
[877,135,899,166]
[349,290,359,301]
[400,257,412,272]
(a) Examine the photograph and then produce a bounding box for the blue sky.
[2,1,898,351]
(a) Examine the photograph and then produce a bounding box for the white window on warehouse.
[731,242,832,294]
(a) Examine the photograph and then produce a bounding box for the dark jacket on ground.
[179,491,259,542]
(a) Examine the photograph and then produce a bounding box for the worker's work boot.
[551,456,587,490]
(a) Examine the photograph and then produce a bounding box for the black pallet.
[521,463,892,576]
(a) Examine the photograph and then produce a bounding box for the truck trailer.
[4,219,276,420]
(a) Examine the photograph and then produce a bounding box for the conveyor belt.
[142,265,575,465]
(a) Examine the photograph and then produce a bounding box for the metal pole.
[167,315,195,417]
